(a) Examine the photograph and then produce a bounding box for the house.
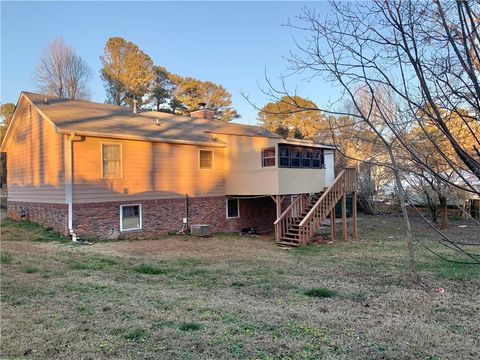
[1,92,357,245]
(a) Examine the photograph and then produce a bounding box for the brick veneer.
[7,201,68,235]
[7,196,276,240]
[73,196,276,239]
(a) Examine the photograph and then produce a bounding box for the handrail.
[274,194,303,225]
[275,167,356,244]
[298,169,347,227]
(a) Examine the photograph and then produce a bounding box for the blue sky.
[1,1,334,125]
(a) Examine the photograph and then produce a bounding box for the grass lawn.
[1,215,479,359]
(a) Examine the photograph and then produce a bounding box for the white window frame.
[226,198,240,219]
[261,147,276,167]
[101,142,123,178]
[120,204,142,232]
[198,149,214,170]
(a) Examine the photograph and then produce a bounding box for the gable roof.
[15,92,280,147]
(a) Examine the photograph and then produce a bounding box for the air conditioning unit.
[190,224,211,237]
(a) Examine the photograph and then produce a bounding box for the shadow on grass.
[1,219,68,243]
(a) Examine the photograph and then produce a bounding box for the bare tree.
[35,38,91,99]
[284,1,480,195]
[249,0,480,274]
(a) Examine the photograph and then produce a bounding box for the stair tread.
[277,241,300,247]
[284,232,300,238]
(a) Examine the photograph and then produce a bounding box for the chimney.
[190,102,215,120]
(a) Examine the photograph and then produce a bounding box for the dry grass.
[1,215,479,359]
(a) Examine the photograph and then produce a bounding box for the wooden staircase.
[274,168,357,246]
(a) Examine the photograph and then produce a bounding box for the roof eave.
[56,129,226,148]
[280,138,337,149]
[204,130,281,139]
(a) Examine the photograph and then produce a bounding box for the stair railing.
[297,168,357,244]
[273,194,309,242]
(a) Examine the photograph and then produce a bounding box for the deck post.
[330,210,336,241]
[273,195,282,242]
[342,193,347,241]
[352,191,357,240]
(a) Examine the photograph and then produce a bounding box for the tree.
[100,37,155,108]
[169,74,239,121]
[255,0,480,271]
[258,96,328,139]
[34,38,91,99]
[0,103,16,144]
[287,1,480,195]
[148,66,172,111]
[403,110,480,228]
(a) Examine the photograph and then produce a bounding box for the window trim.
[101,142,123,178]
[226,198,240,219]
[261,147,276,167]
[198,149,214,170]
[120,204,142,232]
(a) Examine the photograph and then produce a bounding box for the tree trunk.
[389,151,417,280]
[439,196,448,229]
[430,207,438,224]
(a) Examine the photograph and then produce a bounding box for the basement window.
[102,143,122,178]
[226,198,240,219]
[120,204,142,231]
[262,147,276,167]
[199,149,214,169]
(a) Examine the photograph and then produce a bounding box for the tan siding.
[72,137,225,203]
[6,100,65,203]
[217,134,280,195]
[217,134,330,196]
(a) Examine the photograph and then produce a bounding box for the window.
[278,145,325,169]
[290,148,301,167]
[262,147,276,167]
[199,149,214,169]
[312,150,322,168]
[302,149,311,168]
[102,143,122,178]
[120,204,142,231]
[279,146,290,167]
[226,198,239,218]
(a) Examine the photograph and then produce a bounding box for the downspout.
[65,133,77,241]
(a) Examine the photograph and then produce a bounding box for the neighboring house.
[1,92,357,245]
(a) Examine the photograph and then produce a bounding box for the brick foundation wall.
[7,201,68,235]
[72,196,276,240]
[6,196,276,240]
